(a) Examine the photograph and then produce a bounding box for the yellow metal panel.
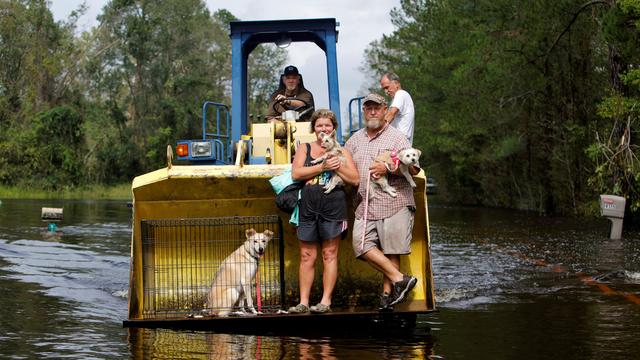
[291,121,316,145]
[251,121,315,165]
[251,123,274,160]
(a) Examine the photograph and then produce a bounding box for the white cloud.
[50,0,400,124]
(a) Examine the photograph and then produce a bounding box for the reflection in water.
[127,327,437,359]
[296,338,335,360]
[0,200,639,359]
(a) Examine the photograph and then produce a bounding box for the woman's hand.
[322,156,341,171]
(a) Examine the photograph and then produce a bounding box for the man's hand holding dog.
[369,161,387,179]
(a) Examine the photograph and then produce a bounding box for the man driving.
[266,65,315,121]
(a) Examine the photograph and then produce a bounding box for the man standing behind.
[266,65,315,121]
[380,72,415,143]
[345,93,419,312]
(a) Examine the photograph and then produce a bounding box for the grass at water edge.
[0,183,131,200]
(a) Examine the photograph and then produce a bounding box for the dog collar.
[245,242,262,260]
[250,249,261,261]
[386,150,400,172]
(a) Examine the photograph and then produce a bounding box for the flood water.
[0,199,638,359]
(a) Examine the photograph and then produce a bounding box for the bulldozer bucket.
[127,164,435,321]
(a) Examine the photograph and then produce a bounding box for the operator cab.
[175,18,341,166]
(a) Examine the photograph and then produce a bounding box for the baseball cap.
[362,93,386,106]
[283,65,299,76]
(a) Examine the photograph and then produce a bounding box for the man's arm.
[286,99,308,108]
[296,90,314,110]
[384,106,399,123]
[266,94,281,120]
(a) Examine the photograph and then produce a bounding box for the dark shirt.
[266,88,315,121]
[299,143,347,222]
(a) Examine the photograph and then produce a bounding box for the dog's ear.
[416,149,422,158]
[330,129,336,137]
[263,229,274,239]
[245,228,256,238]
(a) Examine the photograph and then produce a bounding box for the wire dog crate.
[140,215,283,319]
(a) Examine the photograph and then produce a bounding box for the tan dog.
[309,130,346,193]
[206,228,274,317]
[369,148,421,199]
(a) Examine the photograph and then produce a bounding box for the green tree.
[90,0,220,172]
[364,0,612,215]
[0,0,287,189]
[0,0,87,188]
[588,0,640,212]
[87,2,285,177]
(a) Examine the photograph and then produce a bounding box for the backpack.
[269,167,303,214]
[275,182,303,214]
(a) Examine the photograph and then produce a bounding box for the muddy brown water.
[0,199,638,359]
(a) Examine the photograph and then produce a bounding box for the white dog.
[206,228,274,317]
[309,130,346,193]
[369,148,421,199]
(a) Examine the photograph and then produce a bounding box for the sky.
[49,0,401,121]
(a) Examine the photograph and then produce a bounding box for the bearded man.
[344,93,420,312]
[266,65,315,121]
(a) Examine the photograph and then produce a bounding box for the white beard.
[366,118,382,130]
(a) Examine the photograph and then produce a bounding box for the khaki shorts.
[352,207,415,258]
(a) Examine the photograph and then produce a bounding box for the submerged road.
[0,199,638,359]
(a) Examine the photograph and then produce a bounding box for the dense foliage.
[364,0,639,216]
[0,0,285,188]
[2,0,638,217]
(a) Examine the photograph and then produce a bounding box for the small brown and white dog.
[369,148,421,199]
[310,130,346,193]
[206,228,274,317]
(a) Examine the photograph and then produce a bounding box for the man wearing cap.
[344,93,419,311]
[380,72,415,144]
[266,65,315,121]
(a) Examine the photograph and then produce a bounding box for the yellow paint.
[250,121,315,164]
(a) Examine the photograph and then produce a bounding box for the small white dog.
[310,130,346,193]
[206,228,274,317]
[369,148,421,199]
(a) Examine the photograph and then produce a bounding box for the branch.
[545,0,609,61]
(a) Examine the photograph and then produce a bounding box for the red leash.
[256,261,262,313]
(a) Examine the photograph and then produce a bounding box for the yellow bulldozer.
[124,18,435,331]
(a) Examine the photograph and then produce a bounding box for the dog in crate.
[206,228,274,317]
